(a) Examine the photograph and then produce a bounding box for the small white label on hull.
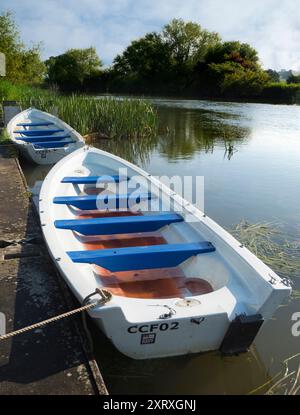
[141,333,156,345]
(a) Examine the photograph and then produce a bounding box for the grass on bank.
[0,79,157,139]
[0,129,18,157]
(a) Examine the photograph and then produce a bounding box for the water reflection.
[97,106,250,164]
[91,320,269,395]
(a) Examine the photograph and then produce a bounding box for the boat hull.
[7,108,84,165]
[91,307,229,359]
[17,140,84,165]
[40,147,292,359]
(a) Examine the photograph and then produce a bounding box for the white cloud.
[1,0,300,70]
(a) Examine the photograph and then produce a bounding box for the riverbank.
[0,146,108,395]
[0,79,157,139]
[97,84,300,105]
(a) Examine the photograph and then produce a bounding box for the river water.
[22,98,300,395]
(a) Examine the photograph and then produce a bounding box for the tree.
[111,19,221,93]
[194,41,268,97]
[0,11,45,83]
[205,41,259,70]
[287,73,300,84]
[112,33,172,91]
[265,69,280,83]
[45,47,102,90]
[162,19,221,68]
[221,69,270,97]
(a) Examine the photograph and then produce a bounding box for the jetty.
[0,131,108,394]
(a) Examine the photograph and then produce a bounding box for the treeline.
[0,11,45,83]
[1,11,300,103]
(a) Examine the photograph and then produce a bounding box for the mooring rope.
[0,289,112,341]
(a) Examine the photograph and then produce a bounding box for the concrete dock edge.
[0,147,108,395]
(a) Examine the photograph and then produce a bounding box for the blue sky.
[2,0,300,70]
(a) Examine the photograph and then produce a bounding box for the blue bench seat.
[16,135,71,143]
[34,140,76,149]
[14,129,64,136]
[67,242,215,272]
[55,213,183,235]
[17,122,55,127]
[53,193,153,210]
[61,176,129,184]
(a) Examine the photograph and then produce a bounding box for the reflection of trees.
[157,107,250,161]
[97,105,250,164]
[94,134,157,165]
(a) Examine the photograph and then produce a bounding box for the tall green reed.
[0,80,157,139]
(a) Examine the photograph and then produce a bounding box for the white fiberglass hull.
[7,108,84,165]
[40,146,291,359]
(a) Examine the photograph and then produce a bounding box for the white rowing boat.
[7,108,84,165]
[40,146,291,359]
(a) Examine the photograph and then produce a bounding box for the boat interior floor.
[76,209,214,299]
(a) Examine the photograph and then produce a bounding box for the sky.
[2,0,300,70]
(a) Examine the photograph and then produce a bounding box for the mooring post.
[2,100,21,127]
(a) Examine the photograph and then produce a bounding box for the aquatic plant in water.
[232,220,300,395]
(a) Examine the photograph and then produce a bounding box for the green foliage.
[112,33,171,92]
[287,73,300,84]
[0,78,51,102]
[1,12,295,103]
[110,18,221,93]
[265,69,280,83]
[20,95,157,139]
[190,41,271,98]
[162,18,221,68]
[45,47,102,90]
[108,21,278,100]
[221,68,270,97]
[0,129,10,143]
[260,82,300,103]
[205,41,259,70]
[0,11,45,83]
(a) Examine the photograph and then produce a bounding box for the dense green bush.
[0,78,51,101]
[260,82,300,103]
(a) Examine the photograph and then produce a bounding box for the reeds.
[248,353,300,395]
[232,220,300,396]
[25,95,157,139]
[0,79,157,139]
[231,220,300,280]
